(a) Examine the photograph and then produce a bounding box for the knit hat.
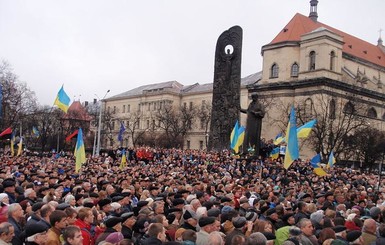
[25,221,49,238]
[105,232,124,244]
[2,178,15,188]
[98,198,112,209]
[207,208,221,218]
[221,205,234,214]
[232,216,246,229]
[32,202,45,212]
[245,211,258,222]
[369,207,381,218]
[310,210,324,223]
[105,217,123,228]
[198,216,216,227]
[0,193,8,202]
[346,230,362,242]
[183,210,196,220]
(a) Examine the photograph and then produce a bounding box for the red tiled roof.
[62,101,92,121]
[269,13,385,68]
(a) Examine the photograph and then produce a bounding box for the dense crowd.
[0,147,384,245]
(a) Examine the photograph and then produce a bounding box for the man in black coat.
[142,223,167,245]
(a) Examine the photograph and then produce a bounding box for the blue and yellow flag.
[284,106,299,169]
[32,126,40,137]
[17,137,23,156]
[230,121,245,153]
[234,126,245,153]
[120,149,127,170]
[54,85,70,113]
[270,147,280,160]
[230,120,240,149]
[328,151,336,168]
[74,128,86,173]
[297,119,317,138]
[273,132,285,145]
[10,132,15,157]
[310,153,321,168]
[310,153,327,176]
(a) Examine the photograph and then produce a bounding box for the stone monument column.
[208,26,243,151]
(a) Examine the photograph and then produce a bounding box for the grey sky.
[0,0,383,106]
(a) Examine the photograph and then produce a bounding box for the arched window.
[304,98,314,116]
[382,113,385,120]
[291,63,299,77]
[329,99,336,119]
[367,107,377,119]
[330,51,336,71]
[343,102,355,114]
[270,63,279,78]
[309,51,316,71]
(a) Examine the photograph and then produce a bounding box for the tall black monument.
[208,26,242,151]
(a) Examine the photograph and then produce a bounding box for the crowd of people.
[0,147,383,245]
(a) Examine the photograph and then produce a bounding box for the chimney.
[309,0,319,22]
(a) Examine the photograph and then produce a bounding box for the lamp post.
[96,90,110,156]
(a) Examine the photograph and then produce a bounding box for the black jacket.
[142,237,163,245]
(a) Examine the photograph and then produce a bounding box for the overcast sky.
[0,0,384,106]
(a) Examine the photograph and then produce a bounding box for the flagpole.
[57,132,60,153]
[96,89,110,156]
[92,128,97,157]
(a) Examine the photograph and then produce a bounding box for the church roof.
[62,101,92,121]
[269,13,385,68]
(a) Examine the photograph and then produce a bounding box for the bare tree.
[344,127,385,170]
[22,106,62,151]
[0,61,38,129]
[296,93,368,161]
[197,102,212,147]
[155,102,196,148]
[121,111,149,147]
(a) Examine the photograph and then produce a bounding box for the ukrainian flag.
[74,128,86,173]
[230,121,245,153]
[283,106,299,169]
[230,121,239,149]
[270,147,280,160]
[54,86,70,113]
[234,126,245,153]
[32,126,40,137]
[310,153,321,168]
[17,137,23,156]
[297,119,317,138]
[10,132,15,157]
[273,132,285,145]
[310,153,327,177]
[328,151,336,168]
[120,149,127,170]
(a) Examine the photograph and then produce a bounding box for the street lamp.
[96,90,110,156]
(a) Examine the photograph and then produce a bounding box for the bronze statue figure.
[241,93,265,155]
